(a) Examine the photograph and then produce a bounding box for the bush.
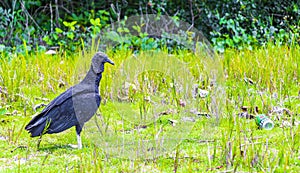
[0,0,299,54]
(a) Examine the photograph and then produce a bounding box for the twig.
[11,145,28,153]
[7,0,17,41]
[173,146,179,173]
[187,0,194,31]
[50,2,53,33]
[262,138,268,161]
[226,141,232,169]
[0,0,10,9]
[20,0,43,32]
[55,0,60,28]
[39,153,50,172]
[58,5,72,15]
[110,3,121,27]
[33,5,48,17]
[37,135,42,149]
[93,114,103,136]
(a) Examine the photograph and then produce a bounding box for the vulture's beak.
[105,57,115,65]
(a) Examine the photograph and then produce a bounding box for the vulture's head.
[91,52,114,74]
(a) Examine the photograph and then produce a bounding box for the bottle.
[255,114,274,130]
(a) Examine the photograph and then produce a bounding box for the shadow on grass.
[37,144,79,152]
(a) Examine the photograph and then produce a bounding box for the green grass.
[0,45,299,172]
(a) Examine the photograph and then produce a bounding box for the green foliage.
[0,0,299,54]
[189,0,300,52]
[119,0,300,51]
[42,20,84,52]
[100,17,195,54]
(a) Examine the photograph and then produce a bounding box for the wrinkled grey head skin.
[91,52,115,74]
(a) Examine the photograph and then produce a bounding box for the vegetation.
[0,45,299,172]
[0,0,300,53]
[0,0,299,172]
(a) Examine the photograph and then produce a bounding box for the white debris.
[45,50,57,55]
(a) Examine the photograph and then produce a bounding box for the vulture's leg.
[76,125,83,149]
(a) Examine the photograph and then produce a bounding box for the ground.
[0,47,299,172]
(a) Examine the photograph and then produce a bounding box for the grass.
[0,44,299,172]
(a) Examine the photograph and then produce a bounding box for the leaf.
[70,21,77,26]
[117,27,123,33]
[55,27,63,34]
[233,36,240,44]
[90,18,100,26]
[123,28,130,33]
[132,25,140,33]
[42,35,52,45]
[67,32,75,39]
[0,108,7,116]
[63,21,69,27]
[95,18,100,25]
[90,19,95,25]
[53,33,58,40]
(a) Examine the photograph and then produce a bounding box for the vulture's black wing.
[25,86,100,137]
[25,87,74,136]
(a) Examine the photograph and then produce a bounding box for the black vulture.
[25,52,114,149]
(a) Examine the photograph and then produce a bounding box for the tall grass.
[0,44,299,172]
